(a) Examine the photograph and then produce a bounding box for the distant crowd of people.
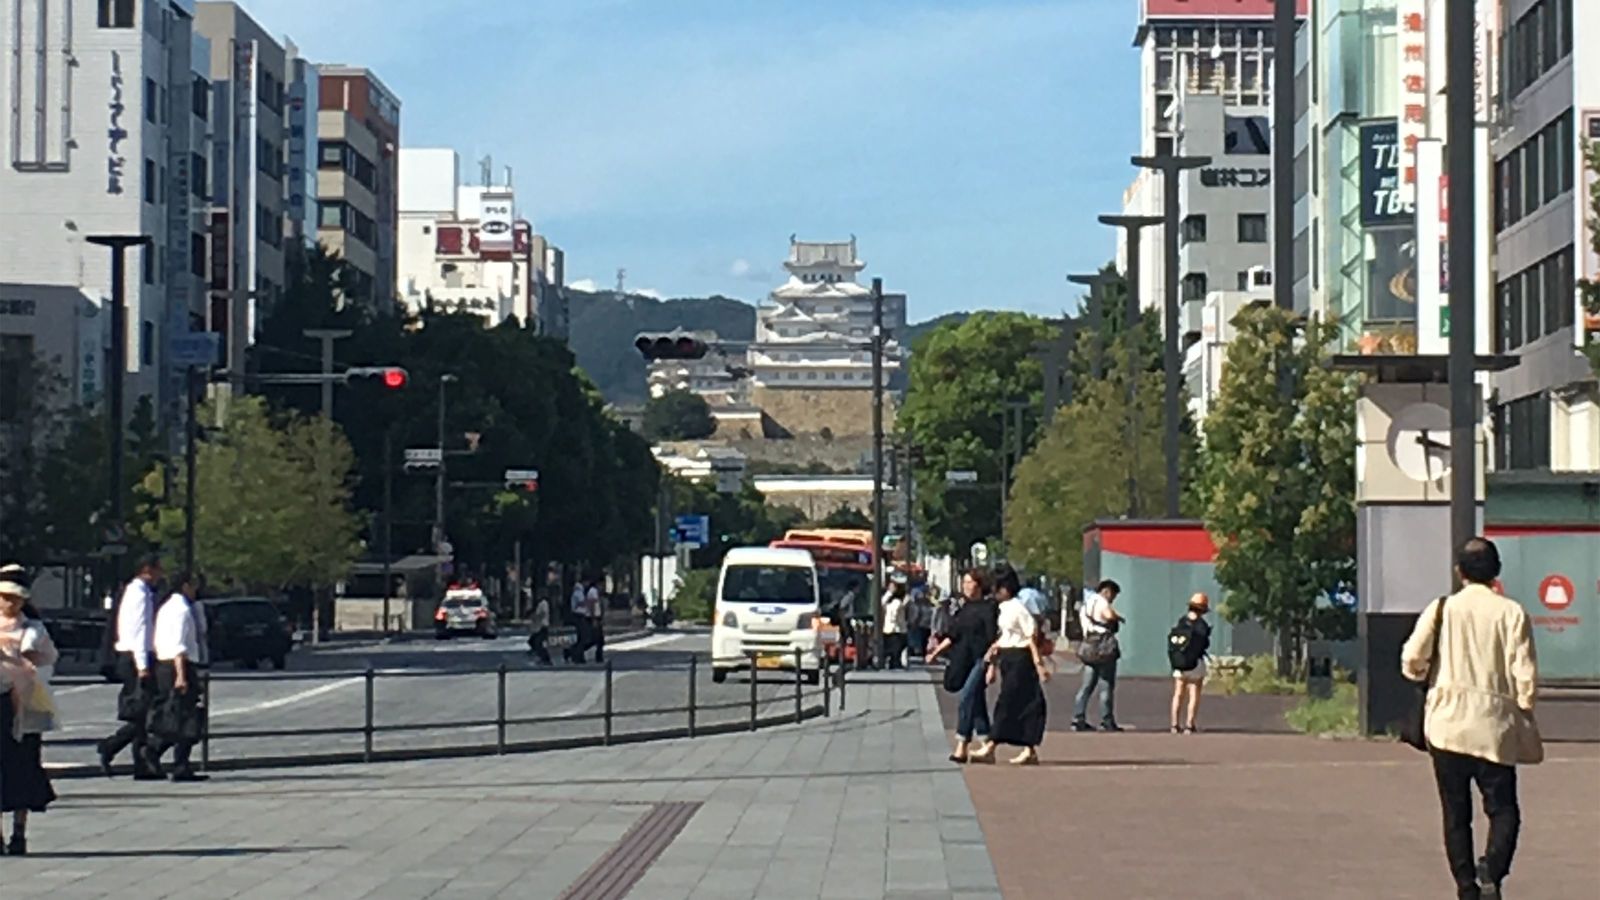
[524,568,608,666]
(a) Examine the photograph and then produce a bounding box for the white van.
[711,547,824,684]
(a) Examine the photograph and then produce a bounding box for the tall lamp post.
[1067,270,1118,380]
[1097,215,1162,517]
[869,278,886,670]
[1133,153,1212,519]
[86,234,151,591]
[434,374,458,555]
[1444,0,1477,555]
[1272,0,1297,314]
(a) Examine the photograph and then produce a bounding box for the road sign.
[945,470,978,484]
[169,331,221,368]
[1539,574,1575,611]
[503,468,539,482]
[405,448,442,464]
[675,514,710,548]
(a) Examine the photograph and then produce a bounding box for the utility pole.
[381,429,394,634]
[304,329,353,418]
[1272,0,1296,313]
[1067,270,1118,380]
[1098,215,1161,518]
[86,234,150,593]
[434,374,458,555]
[1133,152,1212,519]
[1033,319,1076,426]
[183,366,200,578]
[1445,0,1477,557]
[870,277,886,670]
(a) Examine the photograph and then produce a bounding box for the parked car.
[434,585,496,639]
[203,597,295,670]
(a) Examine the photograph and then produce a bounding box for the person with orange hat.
[1166,592,1212,734]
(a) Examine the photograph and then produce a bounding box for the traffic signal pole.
[870,278,886,670]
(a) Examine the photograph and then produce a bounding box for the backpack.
[1167,617,1204,672]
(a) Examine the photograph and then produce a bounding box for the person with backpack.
[1167,593,1213,734]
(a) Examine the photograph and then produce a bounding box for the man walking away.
[1071,579,1124,732]
[527,588,552,665]
[145,573,207,782]
[1402,537,1542,900]
[587,580,606,664]
[566,578,589,664]
[97,556,164,779]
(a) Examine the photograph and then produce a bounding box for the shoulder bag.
[1400,596,1447,752]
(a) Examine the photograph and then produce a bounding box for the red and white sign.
[1539,574,1575,611]
[1395,0,1428,200]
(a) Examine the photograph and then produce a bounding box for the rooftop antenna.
[480,155,492,187]
[504,165,513,189]
[616,267,626,295]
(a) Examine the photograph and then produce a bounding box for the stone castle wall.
[751,387,898,438]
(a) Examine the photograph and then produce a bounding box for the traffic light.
[346,366,409,389]
[634,331,709,360]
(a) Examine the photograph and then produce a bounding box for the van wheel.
[712,669,728,684]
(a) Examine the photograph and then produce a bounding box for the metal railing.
[45,650,843,774]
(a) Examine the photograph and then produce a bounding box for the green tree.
[1196,306,1358,674]
[1006,348,1178,585]
[814,504,871,530]
[1582,144,1600,377]
[143,397,362,594]
[900,312,1055,556]
[643,390,717,441]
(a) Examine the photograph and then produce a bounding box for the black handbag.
[1401,596,1448,752]
[1077,632,1120,666]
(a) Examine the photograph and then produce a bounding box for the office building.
[316,64,400,309]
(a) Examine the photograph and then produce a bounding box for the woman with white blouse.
[986,565,1050,765]
[0,565,59,856]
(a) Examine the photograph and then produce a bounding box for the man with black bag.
[96,556,164,780]
[1401,537,1542,900]
[1070,579,1124,732]
[145,573,208,782]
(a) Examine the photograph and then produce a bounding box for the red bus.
[770,529,877,661]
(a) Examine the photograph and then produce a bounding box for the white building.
[0,0,214,427]
[747,237,904,390]
[397,148,557,328]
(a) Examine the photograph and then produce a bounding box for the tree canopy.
[643,390,717,441]
[899,312,1055,557]
[1006,346,1181,585]
[1195,306,1358,671]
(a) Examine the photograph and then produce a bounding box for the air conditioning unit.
[1246,266,1273,290]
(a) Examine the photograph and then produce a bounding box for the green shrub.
[673,568,718,624]
[1208,653,1307,696]
[1285,683,1360,736]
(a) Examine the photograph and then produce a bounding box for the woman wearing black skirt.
[1,566,59,855]
[987,566,1049,765]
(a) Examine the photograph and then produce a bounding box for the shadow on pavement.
[23,845,342,859]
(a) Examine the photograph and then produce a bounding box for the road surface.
[43,628,822,770]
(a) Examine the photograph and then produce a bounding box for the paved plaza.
[6,674,1598,899]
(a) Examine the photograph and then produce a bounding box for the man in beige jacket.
[1402,537,1542,900]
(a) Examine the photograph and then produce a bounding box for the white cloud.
[729,259,752,278]
[635,288,663,300]
[568,278,601,293]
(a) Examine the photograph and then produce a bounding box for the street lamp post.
[1067,271,1118,380]
[1133,153,1212,520]
[435,374,458,555]
[304,329,354,418]
[1445,0,1477,556]
[86,234,151,590]
[1272,0,1297,314]
[1097,215,1162,517]
[870,278,886,670]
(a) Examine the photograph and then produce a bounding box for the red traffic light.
[382,368,407,389]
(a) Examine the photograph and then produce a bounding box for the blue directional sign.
[674,514,710,548]
[169,331,221,368]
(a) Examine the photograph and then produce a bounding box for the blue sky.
[248,0,1141,320]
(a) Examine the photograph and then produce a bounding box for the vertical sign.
[1358,121,1412,227]
[479,191,515,254]
[107,52,128,194]
[1395,0,1428,201]
[1415,140,1445,355]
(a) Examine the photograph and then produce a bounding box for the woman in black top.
[926,569,999,763]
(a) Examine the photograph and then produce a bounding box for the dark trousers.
[591,617,605,663]
[528,627,552,663]
[567,618,590,662]
[883,633,906,669]
[100,653,153,772]
[1431,748,1520,897]
[1072,660,1118,727]
[907,626,930,661]
[148,661,202,772]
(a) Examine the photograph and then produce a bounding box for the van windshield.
[722,566,816,604]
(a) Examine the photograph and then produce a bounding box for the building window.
[317,141,344,169]
[436,226,463,254]
[141,245,153,284]
[317,201,345,229]
[0,335,34,423]
[192,77,209,120]
[1237,214,1268,243]
[143,158,155,203]
[191,232,207,278]
[140,321,154,366]
[98,0,134,28]
[1181,273,1208,303]
[1180,214,1207,245]
[144,78,157,124]
[1495,395,1551,471]
[192,152,208,200]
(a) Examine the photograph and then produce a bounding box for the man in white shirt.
[587,581,606,664]
[1071,579,1124,732]
[566,580,590,663]
[97,555,164,779]
[145,573,208,782]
